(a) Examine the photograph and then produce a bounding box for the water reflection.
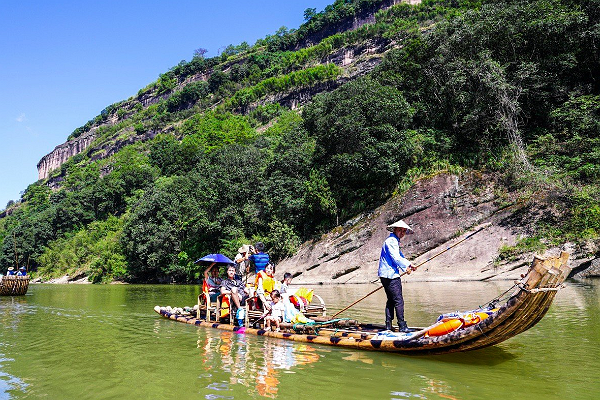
[0,297,30,398]
[196,329,320,398]
[0,365,29,398]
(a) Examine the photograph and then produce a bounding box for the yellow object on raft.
[294,287,314,303]
[220,296,231,318]
[462,312,490,327]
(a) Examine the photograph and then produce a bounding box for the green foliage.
[568,186,600,239]
[166,81,209,112]
[531,95,600,182]
[156,72,178,94]
[249,103,286,125]
[263,220,301,260]
[304,76,415,217]
[122,145,267,281]
[497,236,547,261]
[227,64,342,108]
[177,111,256,150]
[37,216,127,282]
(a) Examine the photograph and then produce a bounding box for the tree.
[303,76,415,216]
[304,7,317,21]
[193,48,208,59]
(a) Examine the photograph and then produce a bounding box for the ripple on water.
[0,282,599,399]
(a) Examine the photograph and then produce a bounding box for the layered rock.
[278,173,583,284]
[37,130,96,180]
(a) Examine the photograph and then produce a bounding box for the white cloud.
[16,113,26,122]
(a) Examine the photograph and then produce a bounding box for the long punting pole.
[331,223,492,318]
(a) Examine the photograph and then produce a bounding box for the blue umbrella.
[194,253,235,265]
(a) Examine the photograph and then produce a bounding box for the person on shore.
[262,290,285,332]
[203,263,222,302]
[6,267,16,276]
[234,245,251,280]
[256,263,276,311]
[249,242,270,274]
[16,267,27,276]
[378,219,416,332]
[221,265,250,311]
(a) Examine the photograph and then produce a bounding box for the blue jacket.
[249,252,270,273]
[378,233,411,279]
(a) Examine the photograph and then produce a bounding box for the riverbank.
[31,275,90,284]
[279,172,599,285]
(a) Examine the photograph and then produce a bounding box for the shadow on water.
[418,345,517,366]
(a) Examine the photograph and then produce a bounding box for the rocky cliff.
[37,130,96,180]
[278,172,596,284]
[35,1,416,181]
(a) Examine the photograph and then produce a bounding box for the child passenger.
[280,272,293,295]
[263,290,285,332]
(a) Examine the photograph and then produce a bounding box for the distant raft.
[0,276,30,296]
[155,252,571,355]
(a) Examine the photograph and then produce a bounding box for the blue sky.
[0,0,332,209]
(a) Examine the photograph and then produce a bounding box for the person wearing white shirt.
[378,219,416,332]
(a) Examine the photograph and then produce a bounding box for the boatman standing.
[379,219,416,332]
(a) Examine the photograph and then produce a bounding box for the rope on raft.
[480,283,518,310]
[292,318,352,334]
[481,280,567,310]
[515,282,566,293]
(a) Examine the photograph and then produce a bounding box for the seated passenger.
[6,267,16,276]
[262,290,285,332]
[203,263,222,302]
[256,263,276,310]
[280,272,293,295]
[221,265,250,311]
[16,267,27,276]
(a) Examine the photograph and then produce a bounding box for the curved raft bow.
[0,276,30,296]
[155,252,571,355]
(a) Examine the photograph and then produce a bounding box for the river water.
[0,280,598,400]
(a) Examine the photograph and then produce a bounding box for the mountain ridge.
[1,0,598,284]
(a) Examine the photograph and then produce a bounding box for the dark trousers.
[380,277,405,323]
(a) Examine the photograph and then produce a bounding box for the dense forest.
[1,0,598,283]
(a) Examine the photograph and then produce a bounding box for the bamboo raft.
[155,252,571,355]
[0,275,30,296]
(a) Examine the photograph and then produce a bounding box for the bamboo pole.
[331,223,492,318]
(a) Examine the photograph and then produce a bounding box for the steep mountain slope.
[1,0,599,283]
[37,0,412,182]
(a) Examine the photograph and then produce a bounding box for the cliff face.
[37,130,97,180]
[295,0,416,49]
[36,6,399,181]
[278,173,593,284]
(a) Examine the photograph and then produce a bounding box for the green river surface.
[0,280,598,400]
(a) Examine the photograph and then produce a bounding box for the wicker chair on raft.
[196,283,326,327]
[0,275,30,296]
